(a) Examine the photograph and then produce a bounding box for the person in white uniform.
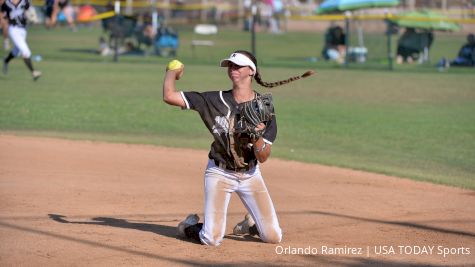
[162,50,309,246]
[2,0,41,80]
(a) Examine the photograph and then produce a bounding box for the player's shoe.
[233,213,255,235]
[32,70,42,81]
[177,214,200,238]
[2,60,7,75]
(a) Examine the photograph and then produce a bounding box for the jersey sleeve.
[262,115,277,144]
[181,91,207,112]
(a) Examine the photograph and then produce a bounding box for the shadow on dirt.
[48,213,179,239]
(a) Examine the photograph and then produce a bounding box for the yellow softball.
[167,59,184,71]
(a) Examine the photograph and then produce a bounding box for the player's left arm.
[253,114,277,163]
[253,128,272,163]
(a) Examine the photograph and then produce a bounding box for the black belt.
[214,159,254,173]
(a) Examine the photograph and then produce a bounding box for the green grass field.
[1,25,474,189]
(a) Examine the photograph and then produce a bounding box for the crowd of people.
[317,23,474,69]
[97,11,179,57]
[394,28,474,68]
[1,1,474,69]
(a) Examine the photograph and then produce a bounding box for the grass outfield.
[0,26,474,189]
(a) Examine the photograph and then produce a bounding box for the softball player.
[2,0,41,80]
[163,50,305,246]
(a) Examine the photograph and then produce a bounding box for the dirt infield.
[0,134,474,266]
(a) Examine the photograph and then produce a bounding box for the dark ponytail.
[234,50,315,88]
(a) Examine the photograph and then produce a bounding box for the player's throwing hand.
[166,59,184,80]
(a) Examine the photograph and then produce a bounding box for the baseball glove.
[240,93,274,140]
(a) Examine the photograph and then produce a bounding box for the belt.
[214,160,253,173]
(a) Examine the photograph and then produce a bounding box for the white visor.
[220,52,257,75]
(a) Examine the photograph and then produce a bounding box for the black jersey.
[1,0,30,27]
[182,90,277,171]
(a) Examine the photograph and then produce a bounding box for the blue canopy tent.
[317,0,400,14]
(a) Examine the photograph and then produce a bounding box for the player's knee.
[209,239,222,246]
[22,50,31,58]
[199,231,223,246]
[260,228,282,244]
[202,236,223,246]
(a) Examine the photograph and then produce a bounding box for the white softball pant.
[8,25,31,58]
[199,160,282,246]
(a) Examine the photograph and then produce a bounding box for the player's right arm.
[162,67,186,108]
